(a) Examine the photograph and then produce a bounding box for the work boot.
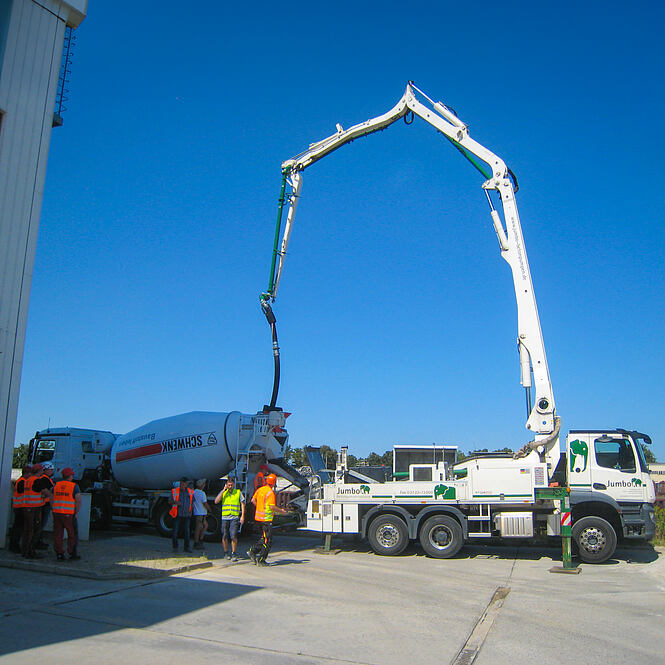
[247,549,257,565]
[232,554,238,562]
[225,552,232,560]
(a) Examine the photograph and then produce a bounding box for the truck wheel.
[572,516,617,563]
[419,515,464,558]
[90,493,111,530]
[367,514,409,556]
[154,502,174,538]
[203,512,221,542]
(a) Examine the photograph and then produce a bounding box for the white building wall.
[0,0,86,546]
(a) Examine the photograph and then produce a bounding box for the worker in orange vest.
[21,464,51,558]
[170,477,194,553]
[253,464,270,492]
[9,465,32,553]
[247,473,287,566]
[52,467,82,561]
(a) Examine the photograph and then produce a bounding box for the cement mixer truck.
[27,408,305,540]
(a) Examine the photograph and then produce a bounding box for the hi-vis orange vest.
[12,476,26,509]
[169,487,194,518]
[254,471,266,491]
[253,485,275,522]
[23,476,43,509]
[52,481,77,515]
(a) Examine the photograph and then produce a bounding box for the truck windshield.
[33,439,55,463]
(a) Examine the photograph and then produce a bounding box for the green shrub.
[654,506,665,545]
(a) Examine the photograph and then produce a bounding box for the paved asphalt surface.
[0,535,663,665]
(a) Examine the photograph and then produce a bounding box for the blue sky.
[15,1,665,461]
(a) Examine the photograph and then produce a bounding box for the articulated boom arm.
[262,83,557,442]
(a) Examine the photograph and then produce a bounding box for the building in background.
[0,0,87,546]
[650,462,665,508]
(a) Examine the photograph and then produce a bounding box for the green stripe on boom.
[443,135,492,180]
[265,170,289,298]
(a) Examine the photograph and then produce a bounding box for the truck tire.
[572,516,617,563]
[367,514,409,556]
[419,515,464,559]
[90,493,111,530]
[203,511,221,543]
[154,501,174,538]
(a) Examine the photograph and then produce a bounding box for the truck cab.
[564,429,655,542]
[29,427,116,485]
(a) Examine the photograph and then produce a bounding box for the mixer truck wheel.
[367,514,409,556]
[154,501,174,538]
[203,512,221,542]
[90,493,111,530]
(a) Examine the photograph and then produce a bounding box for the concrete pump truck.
[258,82,655,563]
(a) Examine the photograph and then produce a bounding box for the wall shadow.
[0,576,261,658]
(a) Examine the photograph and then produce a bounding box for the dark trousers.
[172,516,191,550]
[249,522,273,562]
[9,509,24,551]
[21,508,40,557]
[53,513,77,555]
[37,503,52,544]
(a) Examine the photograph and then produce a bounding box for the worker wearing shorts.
[192,479,211,550]
[214,478,245,561]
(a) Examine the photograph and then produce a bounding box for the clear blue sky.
[15,1,665,461]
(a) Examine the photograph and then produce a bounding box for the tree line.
[285,445,517,469]
[285,443,658,468]
[11,439,657,470]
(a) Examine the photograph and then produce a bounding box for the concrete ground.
[0,533,663,665]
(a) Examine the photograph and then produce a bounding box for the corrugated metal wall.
[0,0,85,546]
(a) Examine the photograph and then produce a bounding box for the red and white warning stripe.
[561,512,572,527]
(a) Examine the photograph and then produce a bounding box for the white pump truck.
[259,82,655,564]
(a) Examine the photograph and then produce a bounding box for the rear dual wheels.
[367,515,409,556]
[419,515,464,559]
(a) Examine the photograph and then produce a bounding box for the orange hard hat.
[266,473,277,486]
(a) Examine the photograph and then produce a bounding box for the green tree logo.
[569,440,588,473]
[360,484,370,494]
[434,484,456,500]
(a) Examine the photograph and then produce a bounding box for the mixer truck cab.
[29,427,117,484]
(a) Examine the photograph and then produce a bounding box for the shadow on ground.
[0,575,261,658]
[318,533,661,565]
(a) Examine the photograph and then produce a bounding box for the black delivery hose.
[261,300,280,409]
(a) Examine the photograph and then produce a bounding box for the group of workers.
[10,462,81,560]
[11,462,286,566]
[170,468,286,566]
